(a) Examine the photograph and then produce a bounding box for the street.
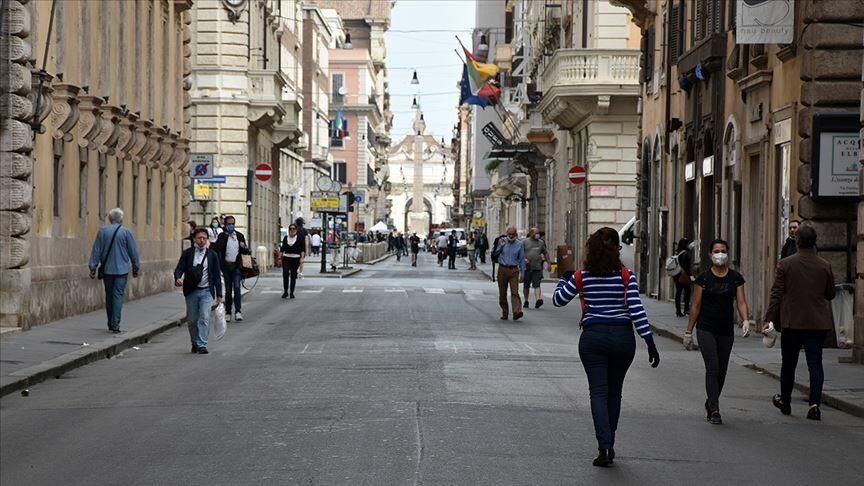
[2,254,863,485]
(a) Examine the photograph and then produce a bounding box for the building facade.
[616,0,863,346]
[1,0,192,328]
[188,0,306,266]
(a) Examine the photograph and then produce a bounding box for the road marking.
[301,288,324,293]
[385,288,407,293]
[301,344,309,354]
[463,289,483,295]
[343,288,363,293]
[425,288,445,294]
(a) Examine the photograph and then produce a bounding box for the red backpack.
[572,267,631,325]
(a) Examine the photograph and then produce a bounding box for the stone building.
[187,0,305,265]
[1,0,192,328]
[616,0,863,333]
[318,0,392,233]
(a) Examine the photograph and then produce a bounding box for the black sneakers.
[807,405,821,421]
[773,394,791,415]
[593,449,613,467]
[535,299,544,309]
[709,411,722,425]
[191,344,198,353]
[197,347,209,354]
[513,312,524,321]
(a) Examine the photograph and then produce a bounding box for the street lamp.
[479,34,488,51]
[411,70,419,85]
[344,32,353,49]
[411,97,419,109]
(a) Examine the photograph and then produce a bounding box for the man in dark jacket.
[447,230,458,269]
[764,224,835,420]
[780,219,800,259]
[213,215,248,322]
[476,232,489,264]
[175,227,223,354]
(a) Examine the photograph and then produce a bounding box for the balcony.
[248,69,287,129]
[538,49,641,129]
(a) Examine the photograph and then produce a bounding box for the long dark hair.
[583,227,622,274]
[676,238,690,252]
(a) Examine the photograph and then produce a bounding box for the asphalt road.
[2,253,863,485]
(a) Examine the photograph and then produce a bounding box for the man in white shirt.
[436,233,448,266]
[310,232,322,256]
[214,215,247,322]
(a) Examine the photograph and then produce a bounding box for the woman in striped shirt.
[554,227,660,467]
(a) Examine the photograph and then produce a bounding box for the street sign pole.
[320,211,328,274]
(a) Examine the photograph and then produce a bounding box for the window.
[332,161,347,184]
[78,148,87,219]
[643,26,655,83]
[98,154,107,221]
[331,73,344,104]
[669,4,682,61]
[727,0,736,31]
[117,161,124,208]
[691,0,721,45]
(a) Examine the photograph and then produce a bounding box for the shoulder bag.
[97,225,122,280]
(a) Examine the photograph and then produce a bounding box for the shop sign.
[685,162,696,181]
[311,191,341,212]
[702,155,715,177]
[811,113,860,200]
[736,0,794,44]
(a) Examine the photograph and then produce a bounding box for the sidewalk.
[471,259,864,418]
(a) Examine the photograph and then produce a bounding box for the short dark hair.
[796,224,817,249]
[790,219,801,225]
[708,238,729,253]
[192,227,209,238]
[224,215,235,223]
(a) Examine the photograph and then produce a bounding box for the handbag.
[97,225,122,280]
[240,253,259,279]
[677,271,691,286]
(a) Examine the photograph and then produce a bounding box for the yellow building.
[1,0,192,328]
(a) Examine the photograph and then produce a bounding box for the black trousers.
[697,328,734,413]
[448,250,456,268]
[282,257,300,295]
[578,325,636,449]
[674,279,691,314]
[781,329,828,406]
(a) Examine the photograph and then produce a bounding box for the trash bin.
[833,283,854,348]
[556,245,575,278]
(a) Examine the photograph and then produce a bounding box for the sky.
[385,0,476,143]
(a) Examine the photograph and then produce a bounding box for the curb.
[648,322,700,351]
[0,327,22,342]
[364,252,393,265]
[0,311,188,398]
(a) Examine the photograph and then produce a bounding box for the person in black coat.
[780,220,800,259]
[673,238,694,317]
[280,223,307,298]
[174,228,223,354]
[476,232,489,264]
[212,215,248,321]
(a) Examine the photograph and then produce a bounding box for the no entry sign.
[255,163,273,181]
[568,165,587,184]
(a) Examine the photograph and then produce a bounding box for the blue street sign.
[354,194,363,203]
[196,176,226,184]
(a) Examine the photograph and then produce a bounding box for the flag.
[459,39,499,96]
[333,110,347,137]
[459,65,490,108]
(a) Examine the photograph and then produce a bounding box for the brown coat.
[764,248,835,330]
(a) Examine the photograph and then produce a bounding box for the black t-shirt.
[695,269,746,335]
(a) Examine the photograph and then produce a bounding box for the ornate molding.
[76,95,103,149]
[94,105,123,154]
[50,83,80,141]
[25,70,52,124]
[142,125,164,168]
[131,119,152,163]
[159,131,177,171]
[115,111,139,160]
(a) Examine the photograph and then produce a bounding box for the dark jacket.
[174,247,223,298]
[780,236,797,259]
[764,248,835,331]
[677,250,692,276]
[213,230,248,267]
[280,235,306,255]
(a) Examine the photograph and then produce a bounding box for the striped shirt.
[553,269,653,340]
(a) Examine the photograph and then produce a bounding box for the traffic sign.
[196,176,226,184]
[255,163,273,181]
[354,194,364,203]
[189,154,213,179]
[568,165,587,184]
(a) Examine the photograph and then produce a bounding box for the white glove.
[683,332,694,351]
[741,319,752,338]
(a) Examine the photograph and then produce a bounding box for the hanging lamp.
[411,70,419,85]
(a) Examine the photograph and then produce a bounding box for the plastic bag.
[212,303,227,340]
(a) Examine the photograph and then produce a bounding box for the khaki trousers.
[497,265,522,317]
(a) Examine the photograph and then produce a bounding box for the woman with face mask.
[280,224,306,299]
[684,239,751,425]
[207,217,223,244]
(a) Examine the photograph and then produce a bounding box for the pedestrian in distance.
[447,230,458,269]
[280,223,306,299]
[477,232,489,264]
[213,215,248,322]
[672,238,694,317]
[410,233,421,267]
[780,219,800,259]
[765,224,836,420]
[174,227,223,354]
[310,231,322,256]
[294,217,311,278]
[436,232,448,267]
[207,217,223,244]
[553,227,658,467]
[394,232,406,261]
[494,227,525,320]
[88,208,141,333]
[522,227,551,310]
[684,239,751,425]
[467,233,477,270]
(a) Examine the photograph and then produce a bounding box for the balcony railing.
[541,49,641,91]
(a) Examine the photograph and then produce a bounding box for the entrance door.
[746,153,764,316]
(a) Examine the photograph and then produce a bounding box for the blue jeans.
[781,329,828,406]
[223,264,242,313]
[103,275,128,331]
[578,325,636,449]
[185,288,213,348]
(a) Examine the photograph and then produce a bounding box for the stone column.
[407,111,428,234]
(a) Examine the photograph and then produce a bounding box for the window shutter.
[644,26,655,82]
[670,5,680,61]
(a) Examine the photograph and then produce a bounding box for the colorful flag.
[459,65,490,108]
[460,41,499,96]
[333,110,347,137]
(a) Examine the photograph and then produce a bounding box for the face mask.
[534,234,540,240]
[226,224,236,233]
[711,252,728,266]
[211,223,219,228]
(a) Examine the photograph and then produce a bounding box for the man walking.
[310,231,321,256]
[522,227,550,309]
[494,227,525,320]
[175,227,223,354]
[410,233,421,267]
[447,230,458,269]
[89,208,140,333]
[477,232,489,264]
[214,215,247,322]
[780,220,800,259]
[765,224,836,420]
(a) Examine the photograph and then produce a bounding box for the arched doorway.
[404,197,433,235]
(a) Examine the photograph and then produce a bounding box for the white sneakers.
[226,313,231,323]
[234,312,244,322]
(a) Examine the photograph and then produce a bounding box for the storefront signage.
[811,113,860,200]
[481,122,510,148]
[590,186,612,197]
[311,191,341,212]
[736,0,794,44]
[685,162,696,181]
[702,155,715,177]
